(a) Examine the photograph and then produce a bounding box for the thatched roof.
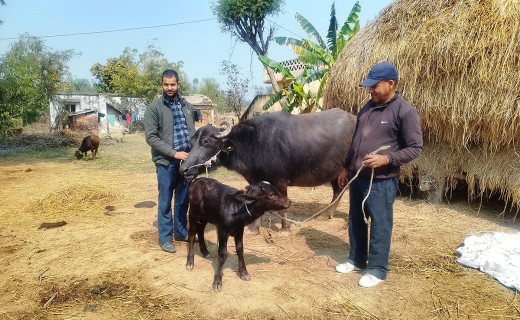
[324,0,520,152]
[323,0,520,213]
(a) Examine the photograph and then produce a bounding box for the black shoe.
[174,236,199,243]
[160,242,176,253]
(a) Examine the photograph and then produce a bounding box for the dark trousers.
[347,176,398,280]
[156,160,190,244]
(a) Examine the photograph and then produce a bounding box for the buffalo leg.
[213,231,229,292]
[197,222,210,257]
[247,217,261,234]
[327,179,342,218]
[278,186,291,232]
[234,227,250,281]
[279,209,290,232]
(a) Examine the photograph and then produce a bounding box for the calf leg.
[234,227,250,281]
[197,222,210,257]
[213,231,229,292]
[186,220,199,270]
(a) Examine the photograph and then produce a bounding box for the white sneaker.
[358,274,383,287]
[335,262,361,273]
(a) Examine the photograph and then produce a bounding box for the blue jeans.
[347,176,398,280]
[156,160,190,244]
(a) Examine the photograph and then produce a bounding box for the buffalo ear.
[221,139,235,152]
[235,192,256,204]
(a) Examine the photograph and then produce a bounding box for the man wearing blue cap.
[336,62,423,287]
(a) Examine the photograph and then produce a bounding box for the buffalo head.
[74,150,84,160]
[181,120,233,180]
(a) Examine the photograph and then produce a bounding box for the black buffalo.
[180,108,356,231]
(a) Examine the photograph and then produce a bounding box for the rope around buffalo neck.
[269,145,390,227]
[180,150,221,177]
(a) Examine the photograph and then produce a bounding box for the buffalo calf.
[75,134,99,160]
[186,177,291,292]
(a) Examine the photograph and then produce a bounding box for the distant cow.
[180,108,356,232]
[185,177,291,292]
[75,134,99,160]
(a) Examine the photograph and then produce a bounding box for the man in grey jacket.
[145,69,196,253]
[336,62,423,287]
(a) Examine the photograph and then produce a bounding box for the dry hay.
[29,184,119,217]
[27,270,202,319]
[323,0,520,153]
[400,141,520,216]
[323,0,520,216]
[0,130,82,149]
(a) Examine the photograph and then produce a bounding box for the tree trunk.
[265,66,281,93]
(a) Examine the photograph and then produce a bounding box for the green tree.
[261,1,361,113]
[192,78,200,94]
[213,0,284,93]
[91,44,188,103]
[198,78,226,109]
[0,0,5,25]
[60,77,96,93]
[219,60,249,117]
[0,34,75,138]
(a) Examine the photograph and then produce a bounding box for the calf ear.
[235,193,256,204]
[221,139,235,152]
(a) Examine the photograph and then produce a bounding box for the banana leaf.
[295,13,327,50]
[262,90,284,111]
[258,55,295,80]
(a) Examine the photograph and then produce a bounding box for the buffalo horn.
[214,119,232,138]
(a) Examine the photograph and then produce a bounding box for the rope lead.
[272,145,390,227]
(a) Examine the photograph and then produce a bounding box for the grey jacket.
[144,94,196,166]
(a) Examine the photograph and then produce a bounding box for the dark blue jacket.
[343,92,423,179]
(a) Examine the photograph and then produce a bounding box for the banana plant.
[270,1,361,111]
[258,55,321,113]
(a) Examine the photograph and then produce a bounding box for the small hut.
[184,94,215,126]
[68,110,98,135]
[323,0,520,213]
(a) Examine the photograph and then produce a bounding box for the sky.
[0,0,393,96]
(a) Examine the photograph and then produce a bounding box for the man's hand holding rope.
[338,154,390,188]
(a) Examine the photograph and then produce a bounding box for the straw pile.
[37,271,201,319]
[323,0,520,211]
[0,130,82,149]
[31,184,118,217]
[400,141,520,215]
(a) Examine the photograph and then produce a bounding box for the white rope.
[244,203,251,216]
[362,167,375,224]
[181,150,221,178]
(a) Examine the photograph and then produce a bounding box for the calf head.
[74,150,83,160]
[181,121,233,180]
[235,181,291,213]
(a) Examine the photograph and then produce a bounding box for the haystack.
[323,0,520,213]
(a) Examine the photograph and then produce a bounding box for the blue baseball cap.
[359,61,398,87]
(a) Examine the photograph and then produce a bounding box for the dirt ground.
[1,133,519,320]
